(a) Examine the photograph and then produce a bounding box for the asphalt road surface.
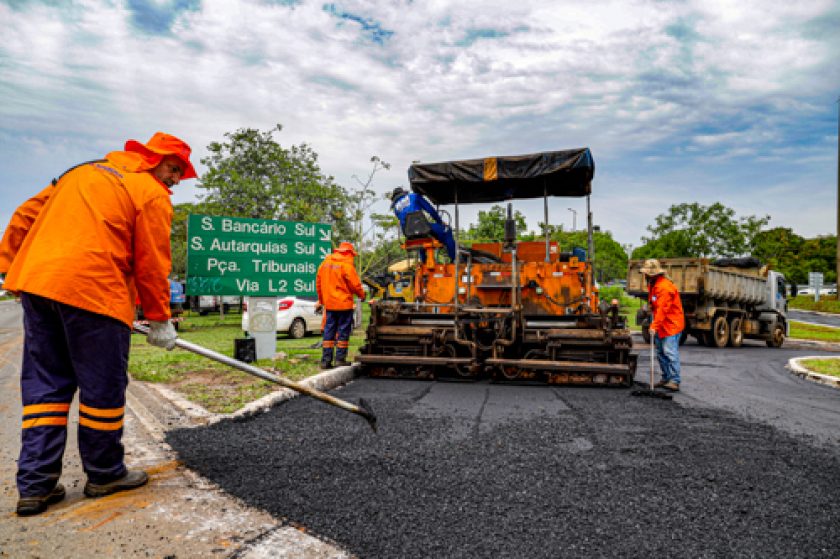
[789,309,840,329]
[169,339,840,558]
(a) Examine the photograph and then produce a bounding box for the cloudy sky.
[1,0,838,251]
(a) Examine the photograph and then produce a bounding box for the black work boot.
[84,469,149,498]
[16,483,66,516]
[334,359,352,367]
[319,361,333,370]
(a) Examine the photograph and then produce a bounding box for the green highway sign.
[186,214,332,297]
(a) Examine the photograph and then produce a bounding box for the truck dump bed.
[627,258,767,305]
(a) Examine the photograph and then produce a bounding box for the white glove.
[147,320,177,350]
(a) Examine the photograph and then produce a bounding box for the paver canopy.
[408,148,594,205]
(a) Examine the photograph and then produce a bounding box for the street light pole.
[836,97,839,292]
[567,208,577,231]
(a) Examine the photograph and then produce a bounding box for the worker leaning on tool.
[640,258,685,392]
[316,242,366,369]
[0,132,195,516]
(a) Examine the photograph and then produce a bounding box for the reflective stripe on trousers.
[18,293,130,497]
[321,309,354,363]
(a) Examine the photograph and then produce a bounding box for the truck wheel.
[766,324,785,348]
[289,318,306,339]
[712,316,729,348]
[728,318,743,348]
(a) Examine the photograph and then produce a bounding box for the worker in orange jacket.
[0,132,196,516]
[641,258,685,392]
[316,242,366,369]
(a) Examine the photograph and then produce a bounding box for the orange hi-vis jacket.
[316,251,365,311]
[0,152,173,328]
[648,275,685,338]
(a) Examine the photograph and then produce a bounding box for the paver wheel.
[712,316,729,348]
[766,323,785,348]
[289,318,306,339]
[728,317,743,348]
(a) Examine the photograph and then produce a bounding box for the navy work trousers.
[321,309,354,365]
[17,293,130,497]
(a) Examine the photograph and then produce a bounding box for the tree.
[633,202,769,258]
[197,124,353,240]
[347,156,391,275]
[549,229,629,283]
[169,201,221,278]
[462,205,528,242]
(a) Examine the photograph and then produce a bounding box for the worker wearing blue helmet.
[390,187,457,262]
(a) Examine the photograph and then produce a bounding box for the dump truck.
[356,149,637,386]
[627,258,789,348]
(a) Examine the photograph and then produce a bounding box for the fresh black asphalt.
[167,375,840,558]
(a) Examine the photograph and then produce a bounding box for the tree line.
[170,124,836,286]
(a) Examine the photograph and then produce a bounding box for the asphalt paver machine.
[357,148,636,385]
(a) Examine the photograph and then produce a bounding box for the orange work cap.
[125,132,197,180]
[336,242,357,256]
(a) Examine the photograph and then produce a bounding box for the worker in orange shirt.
[316,242,366,369]
[640,259,685,392]
[0,132,196,516]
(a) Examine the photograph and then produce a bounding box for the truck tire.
[728,317,743,348]
[712,316,729,348]
[766,324,785,348]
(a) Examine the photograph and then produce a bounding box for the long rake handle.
[650,338,655,390]
[133,324,377,431]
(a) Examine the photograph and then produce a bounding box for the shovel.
[631,338,672,401]
[133,324,377,431]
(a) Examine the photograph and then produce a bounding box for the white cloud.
[0,0,838,248]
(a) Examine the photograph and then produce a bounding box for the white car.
[241,296,323,339]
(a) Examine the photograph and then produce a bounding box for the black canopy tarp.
[408,148,594,205]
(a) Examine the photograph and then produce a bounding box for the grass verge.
[788,295,840,313]
[797,358,840,378]
[789,321,840,343]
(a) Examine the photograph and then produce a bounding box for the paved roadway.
[168,335,840,558]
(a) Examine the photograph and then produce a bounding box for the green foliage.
[749,227,836,284]
[462,205,529,242]
[632,202,769,259]
[170,201,221,278]
[552,230,629,283]
[197,124,353,240]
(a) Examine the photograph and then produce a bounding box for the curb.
[786,356,840,389]
[212,363,361,424]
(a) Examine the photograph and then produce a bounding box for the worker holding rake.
[0,132,195,516]
[640,258,684,392]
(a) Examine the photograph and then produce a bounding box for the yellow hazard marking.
[483,157,498,181]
